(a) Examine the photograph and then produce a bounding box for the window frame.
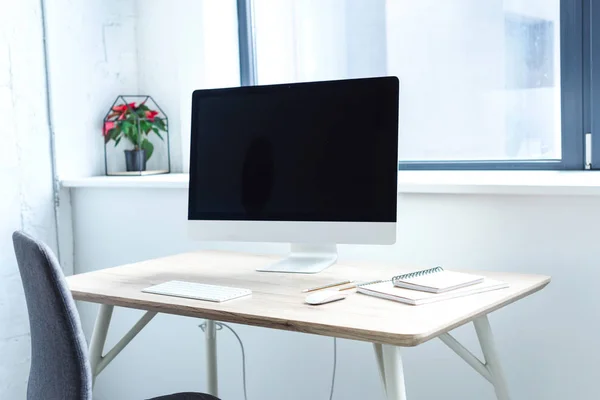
[399,0,584,170]
[589,0,600,168]
[237,0,258,87]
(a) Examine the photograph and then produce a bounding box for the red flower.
[145,110,159,122]
[112,102,136,112]
[103,121,115,137]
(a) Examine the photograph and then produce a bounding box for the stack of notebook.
[357,266,508,306]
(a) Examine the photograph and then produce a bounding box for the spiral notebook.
[357,267,508,306]
[391,266,484,293]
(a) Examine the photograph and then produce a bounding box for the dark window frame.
[399,0,584,170]
[589,0,600,168]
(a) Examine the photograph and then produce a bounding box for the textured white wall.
[45,0,138,179]
[71,188,590,400]
[0,1,58,398]
[0,0,138,396]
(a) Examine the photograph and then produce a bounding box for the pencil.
[302,280,354,293]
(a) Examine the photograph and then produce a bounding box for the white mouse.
[305,290,348,305]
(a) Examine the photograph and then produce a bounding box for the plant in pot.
[102,99,167,172]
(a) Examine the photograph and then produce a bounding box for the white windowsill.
[60,171,600,196]
[396,171,600,195]
[61,173,190,189]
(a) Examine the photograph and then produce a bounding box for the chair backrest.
[12,231,92,400]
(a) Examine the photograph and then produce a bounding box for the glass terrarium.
[102,95,170,175]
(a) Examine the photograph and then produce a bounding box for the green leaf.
[131,130,140,146]
[107,125,121,144]
[154,117,167,131]
[152,127,164,141]
[140,120,152,134]
[135,108,147,118]
[121,123,131,144]
[140,138,154,161]
[114,136,122,147]
[110,125,121,140]
[122,121,140,146]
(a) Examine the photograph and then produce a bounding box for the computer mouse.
[305,290,348,305]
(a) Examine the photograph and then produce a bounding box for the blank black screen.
[188,77,399,222]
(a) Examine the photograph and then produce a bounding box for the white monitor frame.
[187,220,396,273]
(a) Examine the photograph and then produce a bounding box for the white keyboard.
[142,280,252,303]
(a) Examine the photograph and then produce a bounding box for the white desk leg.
[89,304,114,388]
[474,316,510,400]
[88,305,156,389]
[205,319,218,397]
[380,344,407,400]
[373,343,387,396]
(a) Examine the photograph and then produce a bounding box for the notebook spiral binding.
[357,266,444,288]
[392,266,444,283]
[356,279,386,287]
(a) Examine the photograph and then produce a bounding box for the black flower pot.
[124,149,147,172]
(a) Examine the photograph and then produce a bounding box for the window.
[242,0,586,170]
[179,0,241,172]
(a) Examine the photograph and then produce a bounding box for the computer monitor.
[188,77,399,273]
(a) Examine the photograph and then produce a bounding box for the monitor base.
[257,244,338,274]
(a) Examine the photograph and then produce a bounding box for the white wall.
[136,0,190,174]
[71,187,594,400]
[46,0,237,177]
[135,0,240,173]
[0,1,58,398]
[45,0,138,179]
[46,0,239,177]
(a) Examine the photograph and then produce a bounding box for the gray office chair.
[12,230,219,400]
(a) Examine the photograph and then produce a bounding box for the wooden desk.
[67,250,550,400]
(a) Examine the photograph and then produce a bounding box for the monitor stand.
[256,244,338,274]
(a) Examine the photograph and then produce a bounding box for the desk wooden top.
[67,251,550,347]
